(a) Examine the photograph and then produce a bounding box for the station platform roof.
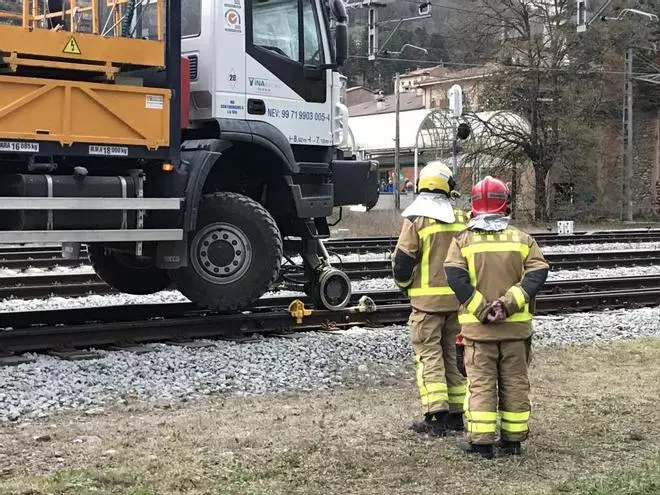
[346,108,530,158]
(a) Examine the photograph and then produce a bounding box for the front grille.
[188,55,198,81]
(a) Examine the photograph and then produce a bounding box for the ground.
[1,339,659,495]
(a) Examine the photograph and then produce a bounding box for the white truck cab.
[182,0,349,149]
[170,0,377,312]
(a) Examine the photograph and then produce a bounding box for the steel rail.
[0,283,659,355]
[0,245,658,272]
[1,252,660,300]
[0,229,659,265]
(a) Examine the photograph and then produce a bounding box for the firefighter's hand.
[485,300,507,323]
[477,303,495,324]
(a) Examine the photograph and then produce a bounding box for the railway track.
[0,229,659,269]
[0,250,659,300]
[324,231,660,253]
[0,275,658,358]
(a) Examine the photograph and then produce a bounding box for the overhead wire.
[347,54,658,77]
[346,0,490,17]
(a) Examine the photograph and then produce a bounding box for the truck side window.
[182,0,201,37]
[302,0,322,65]
[252,0,299,62]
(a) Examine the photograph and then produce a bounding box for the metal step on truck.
[0,0,379,312]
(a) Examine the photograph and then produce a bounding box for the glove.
[476,303,495,324]
[456,343,466,377]
[485,300,507,323]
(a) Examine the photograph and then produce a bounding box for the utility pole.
[367,4,379,61]
[351,1,431,60]
[394,72,401,211]
[622,48,634,222]
[448,84,463,178]
[452,120,458,177]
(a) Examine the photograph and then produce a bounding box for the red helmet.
[470,176,511,216]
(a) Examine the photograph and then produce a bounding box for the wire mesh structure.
[349,108,529,160]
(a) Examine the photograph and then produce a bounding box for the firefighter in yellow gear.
[444,176,549,458]
[392,161,468,436]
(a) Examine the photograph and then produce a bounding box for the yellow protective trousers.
[463,338,532,444]
[409,309,466,415]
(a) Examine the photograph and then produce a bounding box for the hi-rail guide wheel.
[315,267,352,311]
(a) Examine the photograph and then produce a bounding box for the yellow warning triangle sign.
[62,37,81,55]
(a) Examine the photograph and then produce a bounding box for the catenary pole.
[394,72,401,211]
[623,47,634,221]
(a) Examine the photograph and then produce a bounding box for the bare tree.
[460,0,628,220]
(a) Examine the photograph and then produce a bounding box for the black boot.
[457,439,494,459]
[445,413,465,432]
[411,412,448,437]
[499,440,522,456]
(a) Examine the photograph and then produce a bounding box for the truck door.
[245,0,332,147]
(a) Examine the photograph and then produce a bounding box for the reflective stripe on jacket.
[392,209,468,313]
[444,226,549,341]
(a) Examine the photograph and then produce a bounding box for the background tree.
[342,0,658,221]
[458,0,657,220]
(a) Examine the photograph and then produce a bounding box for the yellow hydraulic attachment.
[288,300,313,324]
[0,0,170,150]
[0,0,165,78]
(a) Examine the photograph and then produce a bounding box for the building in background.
[346,64,539,217]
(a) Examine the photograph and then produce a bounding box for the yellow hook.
[288,299,312,324]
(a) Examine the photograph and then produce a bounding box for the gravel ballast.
[352,265,660,293]
[295,242,660,262]
[541,241,660,254]
[1,306,659,422]
[0,266,95,278]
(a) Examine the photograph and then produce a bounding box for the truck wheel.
[88,244,172,295]
[171,192,282,311]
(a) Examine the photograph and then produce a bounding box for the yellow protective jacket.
[392,209,468,313]
[444,225,549,341]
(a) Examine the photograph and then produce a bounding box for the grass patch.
[554,463,660,494]
[1,339,659,495]
[2,468,156,495]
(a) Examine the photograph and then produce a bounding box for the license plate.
[89,145,129,156]
[0,141,40,153]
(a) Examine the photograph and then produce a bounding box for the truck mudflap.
[330,160,379,207]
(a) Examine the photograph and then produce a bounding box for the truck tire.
[88,244,172,295]
[170,192,282,311]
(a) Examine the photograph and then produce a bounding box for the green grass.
[1,339,659,495]
[555,463,660,494]
[3,468,156,495]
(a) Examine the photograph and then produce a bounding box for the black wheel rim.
[191,222,252,284]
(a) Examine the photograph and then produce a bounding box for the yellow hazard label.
[62,37,81,55]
